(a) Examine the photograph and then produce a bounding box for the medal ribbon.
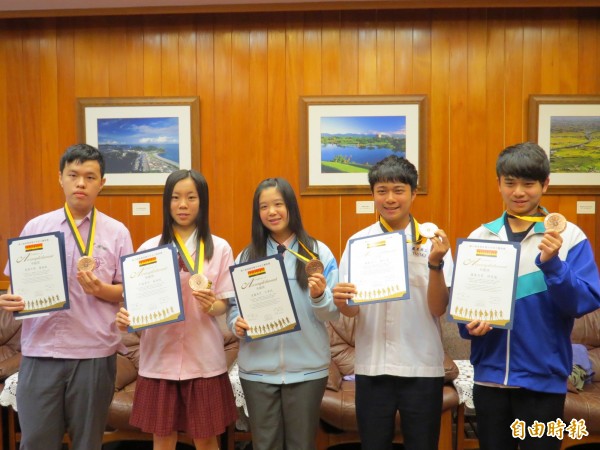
[379,215,425,244]
[277,239,317,263]
[64,203,96,257]
[173,231,204,275]
[506,206,547,223]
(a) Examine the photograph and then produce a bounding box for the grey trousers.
[16,355,116,450]
[240,377,328,450]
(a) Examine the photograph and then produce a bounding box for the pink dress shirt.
[4,208,133,359]
[136,233,235,381]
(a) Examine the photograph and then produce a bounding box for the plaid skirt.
[130,372,238,438]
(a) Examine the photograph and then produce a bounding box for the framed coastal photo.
[77,96,200,195]
[528,95,600,194]
[299,95,427,195]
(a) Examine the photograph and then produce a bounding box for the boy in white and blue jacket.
[460,142,600,450]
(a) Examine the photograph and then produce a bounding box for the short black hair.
[496,142,550,184]
[368,155,418,192]
[59,144,105,177]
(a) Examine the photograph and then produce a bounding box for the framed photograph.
[528,95,600,194]
[77,96,200,195]
[299,95,427,195]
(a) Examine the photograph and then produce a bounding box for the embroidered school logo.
[476,249,498,257]
[248,267,266,278]
[139,256,157,267]
[25,243,43,252]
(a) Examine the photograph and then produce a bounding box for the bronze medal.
[189,273,210,291]
[77,255,96,272]
[305,259,324,275]
[544,213,567,233]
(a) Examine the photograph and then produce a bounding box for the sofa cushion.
[564,383,600,434]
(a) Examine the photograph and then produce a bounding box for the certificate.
[347,231,410,305]
[230,254,300,341]
[8,232,69,318]
[121,244,184,332]
[448,239,520,329]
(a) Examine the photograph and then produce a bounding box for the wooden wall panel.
[1,7,600,290]
[0,24,8,262]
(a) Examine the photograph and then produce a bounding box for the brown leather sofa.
[561,307,600,449]
[317,314,460,450]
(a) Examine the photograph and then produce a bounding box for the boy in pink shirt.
[0,144,133,450]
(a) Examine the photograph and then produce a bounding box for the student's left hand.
[308,272,326,299]
[539,230,563,263]
[429,229,450,263]
[77,270,103,295]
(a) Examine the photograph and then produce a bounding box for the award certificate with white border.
[348,231,410,305]
[8,232,69,318]
[448,239,520,330]
[230,254,300,341]
[121,244,184,332]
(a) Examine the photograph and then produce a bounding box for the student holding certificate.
[460,142,600,450]
[227,178,339,450]
[332,155,454,450]
[116,170,237,450]
[0,144,133,450]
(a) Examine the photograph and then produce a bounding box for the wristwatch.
[428,260,444,271]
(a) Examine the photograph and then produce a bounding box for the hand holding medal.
[539,211,566,263]
[419,222,450,269]
[278,240,326,298]
[543,212,567,233]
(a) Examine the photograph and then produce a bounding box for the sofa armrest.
[443,353,459,383]
[0,352,21,380]
[115,353,138,391]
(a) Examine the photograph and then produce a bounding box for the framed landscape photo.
[77,96,200,195]
[528,95,600,194]
[299,95,427,195]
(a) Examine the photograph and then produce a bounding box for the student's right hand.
[332,283,360,317]
[234,316,250,337]
[116,307,130,331]
[465,320,492,336]
[0,294,24,312]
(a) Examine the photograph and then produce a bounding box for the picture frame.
[299,95,427,196]
[77,96,200,195]
[528,95,600,195]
